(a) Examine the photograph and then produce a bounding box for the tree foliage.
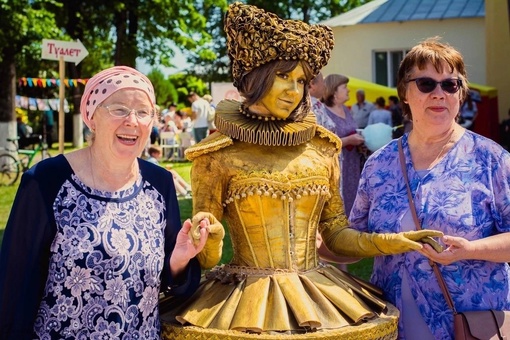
[4,0,372,130]
[185,0,373,84]
[0,0,63,123]
[147,69,179,108]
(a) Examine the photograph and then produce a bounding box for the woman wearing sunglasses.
[349,37,510,339]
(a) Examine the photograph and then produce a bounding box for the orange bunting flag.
[18,77,89,88]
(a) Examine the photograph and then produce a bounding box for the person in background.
[309,71,330,126]
[203,94,217,134]
[500,108,510,150]
[389,95,405,138]
[150,104,161,145]
[174,110,193,158]
[160,4,441,338]
[459,91,478,130]
[350,37,510,339]
[16,116,40,149]
[162,102,177,120]
[146,145,192,198]
[320,74,364,216]
[309,72,325,106]
[43,109,55,148]
[0,66,212,339]
[186,92,209,143]
[367,97,392,126]
[16,116,30,141]
[309,71,354,268]
[351,89,375,129]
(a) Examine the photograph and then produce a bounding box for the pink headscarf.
[80,66,156,129]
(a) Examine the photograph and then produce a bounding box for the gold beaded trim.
[318,215,350,234]
[185,133,233,161]
[315,125,342,152]
[205,263,328,281]
[222,182,331,207]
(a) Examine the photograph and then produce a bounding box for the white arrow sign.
[41,39,89,65]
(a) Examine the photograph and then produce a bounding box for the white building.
[321,0,510,126]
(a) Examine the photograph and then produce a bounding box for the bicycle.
[0,135,52,186]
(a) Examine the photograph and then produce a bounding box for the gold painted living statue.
[160,3,442,339]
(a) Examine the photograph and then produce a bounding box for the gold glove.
[190,211,225,269]
[322,227,444,257]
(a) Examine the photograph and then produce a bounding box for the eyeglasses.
[407,77,462,94]
[99,104,155,121]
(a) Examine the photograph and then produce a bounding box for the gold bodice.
[160,101,393,336]
[193,139,335,271]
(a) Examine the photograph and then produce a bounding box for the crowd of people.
[149,92,216,162]
[1,3,510,340]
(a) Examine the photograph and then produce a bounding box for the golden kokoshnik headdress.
[225,2,335,88]
[207,3,335,147]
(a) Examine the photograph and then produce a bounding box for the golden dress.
[160,100,398,339]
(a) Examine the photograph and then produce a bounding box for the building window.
[374,50,408,87]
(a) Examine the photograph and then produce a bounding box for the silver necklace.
[429,128,456,168]
[89,147,97,189]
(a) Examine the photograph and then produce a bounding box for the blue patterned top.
[0,155,200,340]
[350,131,510,340]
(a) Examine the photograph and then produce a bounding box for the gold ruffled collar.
[214,99,316,147]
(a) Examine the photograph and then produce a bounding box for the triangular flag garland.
[18,77,89,88]
[16,95,70,113]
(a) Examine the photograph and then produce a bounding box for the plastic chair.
[159,131,180,160]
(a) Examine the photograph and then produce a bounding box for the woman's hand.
[419,235,471,265]
[190,211,225,269]
[343,133,365,147]
[169,218,210,277]
[421,233,510,265]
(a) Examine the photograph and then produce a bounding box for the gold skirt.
[160,264,398,339]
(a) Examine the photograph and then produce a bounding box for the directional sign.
[41,39,89,65]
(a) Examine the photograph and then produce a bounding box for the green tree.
[168,73,208,105]
[9,0,229,146]
[0,0,62,144]
[247,0,371,24]
[186,0,373,85]
[147,69,179,108]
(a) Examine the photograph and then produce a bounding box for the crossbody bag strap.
[398,138,458,314]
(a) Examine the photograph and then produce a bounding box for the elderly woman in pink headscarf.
[0,66,210,340]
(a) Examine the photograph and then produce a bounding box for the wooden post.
[58,56,65,154]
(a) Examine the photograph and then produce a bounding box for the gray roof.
[322,0,485,27]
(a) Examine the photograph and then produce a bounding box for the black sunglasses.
[407,77,462,94]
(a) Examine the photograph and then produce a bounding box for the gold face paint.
[250,64,306,120]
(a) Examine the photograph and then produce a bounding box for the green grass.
[0,185,18,245]
[0,158,372,280]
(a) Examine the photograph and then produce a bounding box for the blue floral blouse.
[350,131,510,339]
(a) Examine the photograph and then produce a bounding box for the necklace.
[429,128,456,168]
[89,147,97,189]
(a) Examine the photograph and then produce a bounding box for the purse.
[398,138,510,340]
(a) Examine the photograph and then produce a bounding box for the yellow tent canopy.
[469,83,498,98]
[345,77,398,107]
